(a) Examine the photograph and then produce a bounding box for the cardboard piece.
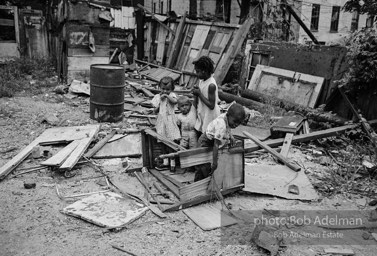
[243,164,318,200]
[62,192,148,228]
[183,204,238,231]
[93,133,142,158]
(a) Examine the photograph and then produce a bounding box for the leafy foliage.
[343,0,377,16]
[0,57,56,97]
[340,28,377,91]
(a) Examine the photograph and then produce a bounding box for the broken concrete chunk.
[24,182,36,189]
[41,114,60,126]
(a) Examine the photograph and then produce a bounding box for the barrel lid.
[91,64,124,70]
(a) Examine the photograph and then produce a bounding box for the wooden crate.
[141,129,245,211]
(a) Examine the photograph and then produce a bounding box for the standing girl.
[192,56,221,136]
[151,76,181,142]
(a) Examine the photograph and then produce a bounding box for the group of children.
[151,56,246,181]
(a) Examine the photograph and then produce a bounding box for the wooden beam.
[84,130,116,158]
[163,185,243,212]
[243,131,301,172]
[240,122,377,154]
[282,0,319,45]
[166,12,187,68]
[135,171,165,211]
[144,129,186,151]
[149,169,180,198]
[280,133,293,158]
[214,16,254,84]
[137,4,175,35]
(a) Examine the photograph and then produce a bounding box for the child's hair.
[159,76,175,91]
[177,96,191,106]
[227,103,246,121]
[192,56,215,74]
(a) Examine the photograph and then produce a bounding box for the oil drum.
[90,64,125,122]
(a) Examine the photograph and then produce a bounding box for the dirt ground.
[1,88,377,256]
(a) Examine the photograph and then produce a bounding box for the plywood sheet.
[243,164,319,200]
[62,192,148,228]
[183,204,238,231]
[93,133,142,158]
[247,65,324,108]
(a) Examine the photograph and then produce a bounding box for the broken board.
[243,164,318,200]
[248,65,324,108]
[93,133,142,158]
[62,192,148,228]
[0,125,100,180]
[183,204,238,231]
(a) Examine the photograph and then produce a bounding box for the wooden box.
[141,129,245,211]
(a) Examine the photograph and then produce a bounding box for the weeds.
[0,57,56,98]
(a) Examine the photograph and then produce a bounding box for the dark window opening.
[330,6,340,32]
[160,1,163,14]
[310,4,320,31]
[351,11,359,31]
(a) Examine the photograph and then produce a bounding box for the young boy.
[194,103,246,181]
[176,96,197,149]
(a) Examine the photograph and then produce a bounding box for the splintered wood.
[0,125,100,180]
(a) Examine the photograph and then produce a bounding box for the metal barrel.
[90,64,125,122]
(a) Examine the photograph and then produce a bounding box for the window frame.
[330,6,340,32]
[310,4,320,31]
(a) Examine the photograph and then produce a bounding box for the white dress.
[151,92,181,141]
[194,76,221,133]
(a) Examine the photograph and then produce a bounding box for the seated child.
[176,96,198,149]
[194,103,246,182]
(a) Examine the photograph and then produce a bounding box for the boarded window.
[330,6,340,32]
[351,11,359,31]
[310,4,320,31]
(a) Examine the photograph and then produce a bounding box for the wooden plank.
[60,126,100,170]
[144,129,186,151]
[93,133,142,159]
[85,130,116,158]
[0,140,39,180]
[243,131,301,172]
[214,16,254,84]
[280,133,294,158]
[248,65,324,108]
[164,185,243,212]
[135,171,166,213]
[0,125,100,180]
[166,13,186,68]
[183,205,238,231]
[149,169,180,198]
[41,140,80,166]
[242,123,365,154]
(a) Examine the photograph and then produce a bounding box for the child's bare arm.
[193,84,216,110]
[211,139,221,174]
[166,94,177,104]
